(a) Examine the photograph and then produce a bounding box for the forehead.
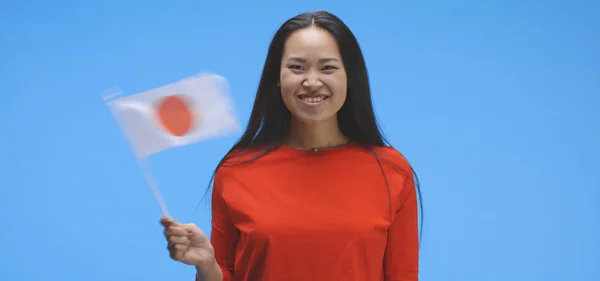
[283,27,341,57]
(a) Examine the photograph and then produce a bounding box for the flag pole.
[102,88,170,217]
[136,157,170,216]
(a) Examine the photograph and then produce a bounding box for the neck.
[284,118,348,151]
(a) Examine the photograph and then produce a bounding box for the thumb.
[160,216,179,227]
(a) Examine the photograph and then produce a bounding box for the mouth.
[297,94,329,104]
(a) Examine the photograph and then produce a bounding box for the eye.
[287,64,304,71]
[322,65,337,71]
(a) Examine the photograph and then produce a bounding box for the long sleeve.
[210,175,239,281]
[383,170,420,281]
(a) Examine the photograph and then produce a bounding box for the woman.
[160,10,423,281]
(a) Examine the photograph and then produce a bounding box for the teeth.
[300,96,326,103]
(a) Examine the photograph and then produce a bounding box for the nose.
[302,74,323,91]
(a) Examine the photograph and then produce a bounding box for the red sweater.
[210,142,419,281]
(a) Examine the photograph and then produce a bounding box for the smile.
[297,95,329,105]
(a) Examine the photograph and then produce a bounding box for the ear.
[276,81,281,87]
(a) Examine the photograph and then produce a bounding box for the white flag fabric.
[106,73,240,159]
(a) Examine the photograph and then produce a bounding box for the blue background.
[1,0,598,280]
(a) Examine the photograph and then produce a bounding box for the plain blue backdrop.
[1,0,598,280]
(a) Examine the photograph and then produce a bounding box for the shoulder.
[213,145,279,188]
[370,145,406,161]
[368,145,414,179]
[367,145,417,206]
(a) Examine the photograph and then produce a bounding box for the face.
[279,26,347,124]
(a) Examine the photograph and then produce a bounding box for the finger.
[164,226,190,237]
[182,223,202,235]
[169,244,188,260]
[167,235,189,246]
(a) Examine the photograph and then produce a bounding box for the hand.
[160,216,216,268]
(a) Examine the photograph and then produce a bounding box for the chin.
[292,112,336,125]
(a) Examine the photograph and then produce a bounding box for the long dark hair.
[203,10,423,242]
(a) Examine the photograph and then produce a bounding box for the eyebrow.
[287,57,339,63]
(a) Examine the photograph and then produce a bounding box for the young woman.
[160,10,423,281]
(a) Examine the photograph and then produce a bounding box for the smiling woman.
[280,26,348,135]
[159,10,423,281]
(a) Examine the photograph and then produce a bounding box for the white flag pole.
[136,157,170,216]
[101,88,170,217]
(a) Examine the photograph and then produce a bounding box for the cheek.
[279,72,300,98]
[324,75,348,101]
[331,90,347,108]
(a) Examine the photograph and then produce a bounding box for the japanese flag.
[106,73,240,159]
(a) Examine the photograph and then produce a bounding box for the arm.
[204,174,240,281]
[384,171,420,281]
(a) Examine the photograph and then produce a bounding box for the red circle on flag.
[155,95,195,136]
